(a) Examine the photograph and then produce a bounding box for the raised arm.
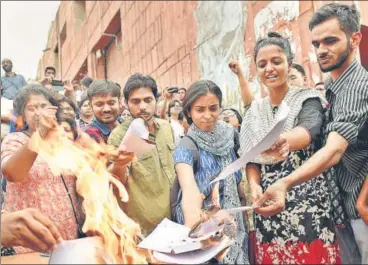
[63,80,78,108]
[2,106,58,183]
[229,59,255,106]
[160,88,174,119]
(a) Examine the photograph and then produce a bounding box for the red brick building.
[37,1,368,109]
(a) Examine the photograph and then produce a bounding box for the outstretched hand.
[252,179,288,217]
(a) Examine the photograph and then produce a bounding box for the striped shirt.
[324,59,368,220]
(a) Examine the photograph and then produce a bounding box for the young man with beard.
[108,73,175,235]
[253,4,368,264]
[85,80,122,144]
[1,58,27,100]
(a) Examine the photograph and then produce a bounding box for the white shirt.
[1,97,13,138]
[170,119,185,146]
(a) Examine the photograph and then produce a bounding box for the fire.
[28,125,152,264]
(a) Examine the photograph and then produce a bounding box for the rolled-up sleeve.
[296,98,325,142]
[325,86,368,145]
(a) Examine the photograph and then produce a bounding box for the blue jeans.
[335,222,362,264]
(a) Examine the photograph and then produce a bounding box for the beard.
[2,66,12,73]
[319,43,351,73]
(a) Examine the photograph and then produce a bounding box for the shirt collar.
[3,72,16,78]
[126,116,160,130]
[91,118,113,136]
[326,59,359,94]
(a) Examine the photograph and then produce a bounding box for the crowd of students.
[1,3,367,265]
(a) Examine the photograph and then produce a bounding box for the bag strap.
[178,135,200,173]
[60,174,84,237]
[170,136,200,221]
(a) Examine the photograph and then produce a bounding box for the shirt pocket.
[131,149,156,180]
[131,149,165,197]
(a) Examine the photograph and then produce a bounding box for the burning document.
[119,118,155,156]
[153,237,233,264]
[138,218,232,264]
[138,218,226,254]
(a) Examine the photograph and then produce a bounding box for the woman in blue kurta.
[172,80,249,264]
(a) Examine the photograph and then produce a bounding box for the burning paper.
[152,237,234,264]
[119,118,155,156]
[138,218,233,264]
[29,127,152,264]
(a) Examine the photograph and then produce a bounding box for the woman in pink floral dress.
[1,84,82,254]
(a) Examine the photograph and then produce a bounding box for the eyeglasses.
[221,110,236,117]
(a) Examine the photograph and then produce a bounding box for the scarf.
[240,86,327,164]
[188,121,249,264]
[91,118,112,136]
[187,120,234,156]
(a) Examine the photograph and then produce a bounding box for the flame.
[28,125,152,264]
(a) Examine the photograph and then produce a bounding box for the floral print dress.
[255,143,341,264]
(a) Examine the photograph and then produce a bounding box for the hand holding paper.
[119,118,155,156]
[210,102,289,185]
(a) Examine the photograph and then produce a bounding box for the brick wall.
[38,1,368,98]
[118,1,199,91]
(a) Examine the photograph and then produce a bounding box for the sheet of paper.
[138,218,224,254]
[225,206,255,214]
[153,237,234,264]
[119,118,155,156]
[138,218,192,254]
[49,237,106,264]
[210,102,289,185]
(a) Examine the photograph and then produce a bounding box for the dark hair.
[291,63,306,77]
[221,108,243,125]
[56,110,78,140]
[58,96,77,114]
[45,66,56,75]
[182,80,222,125]
[13,84,58,117]
[167,100,181,117]
[315,81,325,86]
[123,73,158,101]
[178,111,185,121]
[254,32,294,64]
[87,79,121,100]
[309,3,360,35]
[81,76,94,88]
[178,87,187,93]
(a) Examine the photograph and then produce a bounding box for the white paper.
[138,218,224,255]
[119,118,155,156]
[225,206,255,214]
[210,102,289,184]
[153,237,234,264]
[49,237,105,264]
